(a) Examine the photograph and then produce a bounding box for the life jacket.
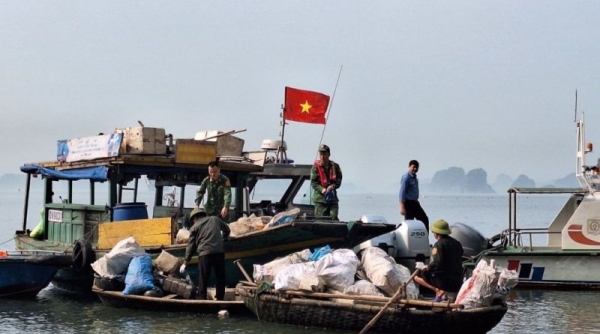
[314,160,337,187]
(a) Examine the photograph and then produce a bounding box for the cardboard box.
[194,131,244,157]
[116,127,167,155]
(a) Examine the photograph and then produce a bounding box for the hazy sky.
[2,2,600,189]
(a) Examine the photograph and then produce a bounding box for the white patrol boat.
[456,113,600,289]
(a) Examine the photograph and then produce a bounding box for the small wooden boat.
[0,250,72,298]
[93,286,250,314]
[237,286,507,334]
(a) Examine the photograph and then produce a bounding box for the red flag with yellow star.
[284,87,330,124]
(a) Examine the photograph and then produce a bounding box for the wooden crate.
[97,217,172,249]
[194,131,244,157]
[116,127,167,155]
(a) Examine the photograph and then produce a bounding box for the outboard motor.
[354,214,396,256]
[354,216,431,272]
[450,222,488,259]
[392,219,430,271]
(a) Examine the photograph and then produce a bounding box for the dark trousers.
[314,202,339,220]
[197,252,226,300]
[404,200,429,231]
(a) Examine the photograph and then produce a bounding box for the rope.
[254,281,273,325]
[0,237,16,247]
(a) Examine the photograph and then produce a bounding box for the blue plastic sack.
[276,216,295,226]
[123,254,155,295]
[325,191,335,203]
[309,245,331,261]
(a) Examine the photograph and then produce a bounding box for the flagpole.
[317,65,343,155]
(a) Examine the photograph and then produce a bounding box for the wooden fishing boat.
[14,127,395,293]
[237,286,507,334]
[93,286,249,314]
[0,250,72,298]
[459,114,600,289]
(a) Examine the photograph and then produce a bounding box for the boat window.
[292,180,313,205]
[66,180,87,204]
[182,185,237,209]
[250,179,292,203]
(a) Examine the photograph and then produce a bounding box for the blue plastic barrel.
[112,203,148,221]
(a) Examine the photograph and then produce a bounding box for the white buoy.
[218,310,229,318]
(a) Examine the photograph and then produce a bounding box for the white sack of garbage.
[498,268,519,289]
[344,279,385,297]
[492,267,519,303]
[253,249,313,283]
[91,236,147,279]
[264,208,301,229]
[456,260,498,309]
[175,228,190,244]
[315,249,360,292]
[229,214,271,237]
[274,262,317,290]
[153,250,181,275]
[360,247,418,298]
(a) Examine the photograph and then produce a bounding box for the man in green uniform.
[181,208,230,300]
[310,144,343,220]
[195,161,232,220]
[414,219,464,301]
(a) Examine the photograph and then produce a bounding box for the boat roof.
[254,162,312,177]
[507,187,588,195]
[23,155,261,172]
[21,155,262,182]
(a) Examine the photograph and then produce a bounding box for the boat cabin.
[16,128,266,251]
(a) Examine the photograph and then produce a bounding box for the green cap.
[318,144,330,153]
[189,208,207,221]
[431,219,451,235]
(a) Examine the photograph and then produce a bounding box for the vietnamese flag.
[284,87,330,124]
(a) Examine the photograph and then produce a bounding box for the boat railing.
[502,228,561,250]
[0,249,70,256]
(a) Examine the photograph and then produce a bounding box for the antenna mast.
[277,104,288,163]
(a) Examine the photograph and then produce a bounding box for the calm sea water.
[1,188,598,334]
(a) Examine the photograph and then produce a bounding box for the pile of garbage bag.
[91,236,195,298]
[253,245,418,299]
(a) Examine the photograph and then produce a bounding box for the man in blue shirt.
[399,160,429,231]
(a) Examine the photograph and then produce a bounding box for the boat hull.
[238,287,507,334]
[93,287,249,314]
[16,220,395,293]
[482,248,600,289]
[0,252,72,298]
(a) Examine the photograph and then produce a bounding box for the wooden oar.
[234,259,257,286]
[358,268,421,334]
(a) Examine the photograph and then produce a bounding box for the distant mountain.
[429,167,465,193]
[428,167,494,194]
[554,173,579,188]
[511,175,536,188]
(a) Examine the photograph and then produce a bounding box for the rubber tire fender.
[72,239,95,273]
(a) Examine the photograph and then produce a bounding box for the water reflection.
[494,290,600,334]
[1,285,598,334]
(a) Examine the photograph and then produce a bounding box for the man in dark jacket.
[181,208,231,300]
[310,144,343,220]
[414,219,464,301]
